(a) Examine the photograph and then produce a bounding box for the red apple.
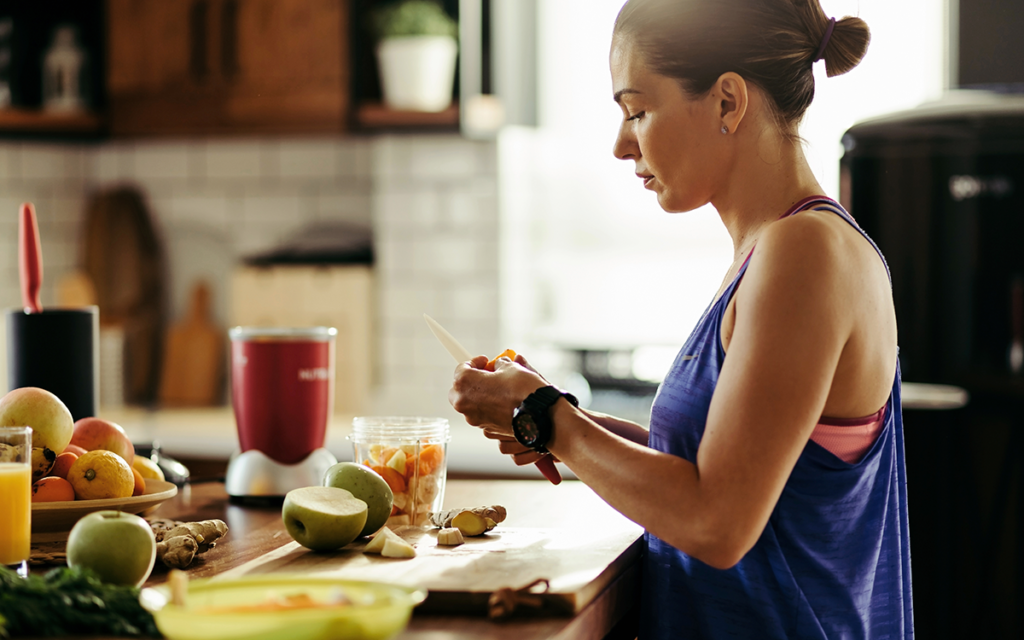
[64,444,87,456]
[69,418,134,465]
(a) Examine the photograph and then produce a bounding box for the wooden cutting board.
[158,281,224,406]
[216,481,644,615]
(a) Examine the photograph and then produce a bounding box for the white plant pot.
[376,36,458,112]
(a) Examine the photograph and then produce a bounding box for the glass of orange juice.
[0,426,31,576]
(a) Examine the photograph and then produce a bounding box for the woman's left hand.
[448,355,547,437]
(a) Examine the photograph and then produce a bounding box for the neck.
[711,127,825,259]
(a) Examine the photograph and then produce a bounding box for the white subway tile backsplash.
[278,139,338,179]
[133,142,190,180]
[20,144,71,180]
[0,143,19,182]
[167,194,230,230]
[204,140,267,179]
[240,193,306,222]
[90,142,132,183]
[336,138,372,179]
[314,189,372,225]
[380,285,439,323]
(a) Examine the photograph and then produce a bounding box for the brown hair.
[613,0,870,128]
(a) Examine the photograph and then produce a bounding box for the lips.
[637,173,654,188]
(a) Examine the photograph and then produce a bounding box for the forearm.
[546,400,736,567]
[581,409,649,445]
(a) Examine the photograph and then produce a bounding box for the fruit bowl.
[31,479,177,541]
[140,575,426,640]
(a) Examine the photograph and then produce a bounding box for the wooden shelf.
[0,108,103,134]
[355,101,459,130]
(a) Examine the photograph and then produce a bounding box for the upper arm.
[694,215,855,563]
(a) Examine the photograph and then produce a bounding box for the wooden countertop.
[138,479,643,639]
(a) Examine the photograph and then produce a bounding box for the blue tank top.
[640,197,913,639]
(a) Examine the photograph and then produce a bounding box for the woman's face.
[610,39,728,213]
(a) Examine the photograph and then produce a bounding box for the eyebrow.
[613,89,641,104]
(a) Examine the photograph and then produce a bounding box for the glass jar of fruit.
[349,417,449,527]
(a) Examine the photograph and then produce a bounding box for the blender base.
[225,448,338,498]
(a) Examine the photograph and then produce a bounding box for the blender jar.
[350,417,450,526]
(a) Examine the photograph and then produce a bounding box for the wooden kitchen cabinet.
[107,0,349,136]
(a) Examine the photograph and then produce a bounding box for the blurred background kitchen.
[0,0,1020,636]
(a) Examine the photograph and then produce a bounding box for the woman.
[449,0,911,638]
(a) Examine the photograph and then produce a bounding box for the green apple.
[323,462,393,537]
[282,486,368,552]
[67,510,156,587]
[0,387,74,481]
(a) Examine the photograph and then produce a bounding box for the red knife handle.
[535,455,562,485]
[19,202,43,314]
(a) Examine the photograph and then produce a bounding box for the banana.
[30,446,57,482]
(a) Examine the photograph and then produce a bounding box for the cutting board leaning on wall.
[81,187,167,405]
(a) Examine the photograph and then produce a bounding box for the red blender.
[225,327,338,497]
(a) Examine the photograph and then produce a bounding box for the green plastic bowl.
[140,575,426,640]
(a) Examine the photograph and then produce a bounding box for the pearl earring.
[721,125,729,134]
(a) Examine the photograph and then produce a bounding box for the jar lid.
[351,416,450,441]
[229,326,337,342]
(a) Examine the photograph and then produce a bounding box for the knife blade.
[423,313,473,362]
[423,313,562,485]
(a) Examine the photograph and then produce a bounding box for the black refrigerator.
[841,93,1024,639]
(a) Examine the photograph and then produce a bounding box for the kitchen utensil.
[6,307,99,421]
[82,187,165,405]
[141,575,426,640]
[0,426,32,574]
[422,314,562,485]
[349,417,450,526]
[225,327,339,498]
[159,281,224,407]
[19,202,42,313]
[30,480,177,543]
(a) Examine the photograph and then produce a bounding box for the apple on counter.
[282,486,368,552]
[0,387,74,481]
[323,462,394,537]
[66,510,156,587]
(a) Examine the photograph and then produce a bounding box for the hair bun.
[821,16,870,77]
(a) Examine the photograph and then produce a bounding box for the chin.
[657,191,705,214]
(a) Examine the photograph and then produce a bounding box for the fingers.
[482,429,516,441]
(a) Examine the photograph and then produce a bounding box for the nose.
[613,122,639,161]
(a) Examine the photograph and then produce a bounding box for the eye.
[627,111,645,122]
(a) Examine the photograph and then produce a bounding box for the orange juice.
[0,462,31,565]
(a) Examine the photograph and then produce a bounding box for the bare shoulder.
[745,209,869,294]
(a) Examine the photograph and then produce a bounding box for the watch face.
[513,409,542,446]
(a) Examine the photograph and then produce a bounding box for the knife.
[423,314,562,485]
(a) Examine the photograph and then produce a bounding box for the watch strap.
[513,385,579,452]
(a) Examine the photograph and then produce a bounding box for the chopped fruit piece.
[381,536,416,558]
[437,527,464,546]
[386,449,407,476]
[486,349,517,371]
[369,465,407,494]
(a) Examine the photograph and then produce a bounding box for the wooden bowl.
[31,479,178,542]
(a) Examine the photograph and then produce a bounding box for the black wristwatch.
[511,385,579,453]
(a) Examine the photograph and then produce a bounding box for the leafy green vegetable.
[371,0,458,40]
[0,565,160,638]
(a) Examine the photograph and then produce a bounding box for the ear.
[715,72,749,134]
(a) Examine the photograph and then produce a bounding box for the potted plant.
[371,0,458,112]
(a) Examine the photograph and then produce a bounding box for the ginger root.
[149,518,228,569]
[429,505,506,530]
